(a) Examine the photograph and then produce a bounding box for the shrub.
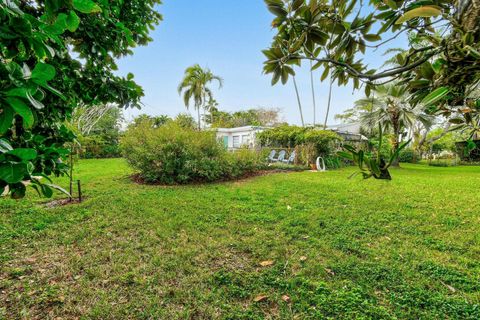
[121,121,265,184]
[297,143,317,166]
[303,130,341,155]
[324,155,347,169]
[258,125,341,161]
[368,136,392,160]
[79,134,121,159]
[398,148,416,163]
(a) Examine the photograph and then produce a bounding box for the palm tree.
[178,64,223,130]
[324,76,334,129]
[309,60,317,126]
[292,75,305,127]
[358,83,433,166]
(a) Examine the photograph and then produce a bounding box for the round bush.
[398,148,416,163]
[121,121,265,184]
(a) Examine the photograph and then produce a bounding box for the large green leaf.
[363,34,381,42]
[291,0,304,11]
[46,183,70,197]
[31,62,56,83]
[40,184,54,198]
[4,97,34,128]
[11,182,26,199]
[0,106,14,135]
[0,162,28,184]
[395,6,442,25]
[8,148,37,161]
[421,87,449,106]
[66,10,81,32]
[265,0,287,18]
[0,139,13,153]
[73,0,102,14]
[5,87,45,109]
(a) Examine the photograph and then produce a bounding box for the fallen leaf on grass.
[441,281,456,293]
[325,268,335,276]
[299,256,307,262]
[253,295,268,302]
[281,295,291,303]
[259,260,275,267]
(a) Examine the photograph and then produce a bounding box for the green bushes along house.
[121,120,266,184]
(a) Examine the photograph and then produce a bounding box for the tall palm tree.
[292,75,305,127]
[324,76,334,129]
[178,64,223,130]
[309,60,317,126]
[358,83,433,166]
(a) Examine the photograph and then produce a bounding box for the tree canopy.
[262,0,480,133]
[178,64,223,130]
[0,0,162,198]
[205,107,283,128]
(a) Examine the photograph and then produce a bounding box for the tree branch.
[293,47,441,82]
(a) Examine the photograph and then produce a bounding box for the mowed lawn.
[1,159,480,319]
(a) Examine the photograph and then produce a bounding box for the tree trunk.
[292,75,305,127]
[197,107,201,130]
[310,60,317,127]
[392,128,401,167]
[324,77,333,129]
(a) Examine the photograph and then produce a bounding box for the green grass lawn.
[1,159,480,319]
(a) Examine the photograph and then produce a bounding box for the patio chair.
[276,150,287,162]
[267,150,277,162]
[282,150,296,164]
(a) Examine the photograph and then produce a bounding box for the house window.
[222,136,229,148]
[242,135,250,146]
[233,136,240,148]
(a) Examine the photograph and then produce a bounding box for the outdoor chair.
[282,150,296,164]
[276,150,286,162]
[267,150,277,162]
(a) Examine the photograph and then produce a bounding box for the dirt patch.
[130,169,299,186]
[43,198,86,208]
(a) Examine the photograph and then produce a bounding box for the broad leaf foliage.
[0,0,162,198]
[263,0,480,134]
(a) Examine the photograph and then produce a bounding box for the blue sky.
[116,0,404,125]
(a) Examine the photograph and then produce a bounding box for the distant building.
[326,122,368,142]
[215,126,266,150]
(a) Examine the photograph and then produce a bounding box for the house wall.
[216,127,264,150]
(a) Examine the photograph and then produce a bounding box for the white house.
[326,122,368,142]
[215,126,266,150]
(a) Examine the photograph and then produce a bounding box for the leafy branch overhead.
[262,0,480,125]
[0,0,162,198]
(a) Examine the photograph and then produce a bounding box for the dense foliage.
[121,120,266,184]
[205,107,283,128]
[258,125,341,156]
[456,140,480,161]
[78,135,121,159]
[398,147,416,163]
[263,0,480,136]
[75,106,123,159]
[0,0,162,198]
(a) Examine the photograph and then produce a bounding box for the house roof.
[325,122,368,141]
[215,126,267,133]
